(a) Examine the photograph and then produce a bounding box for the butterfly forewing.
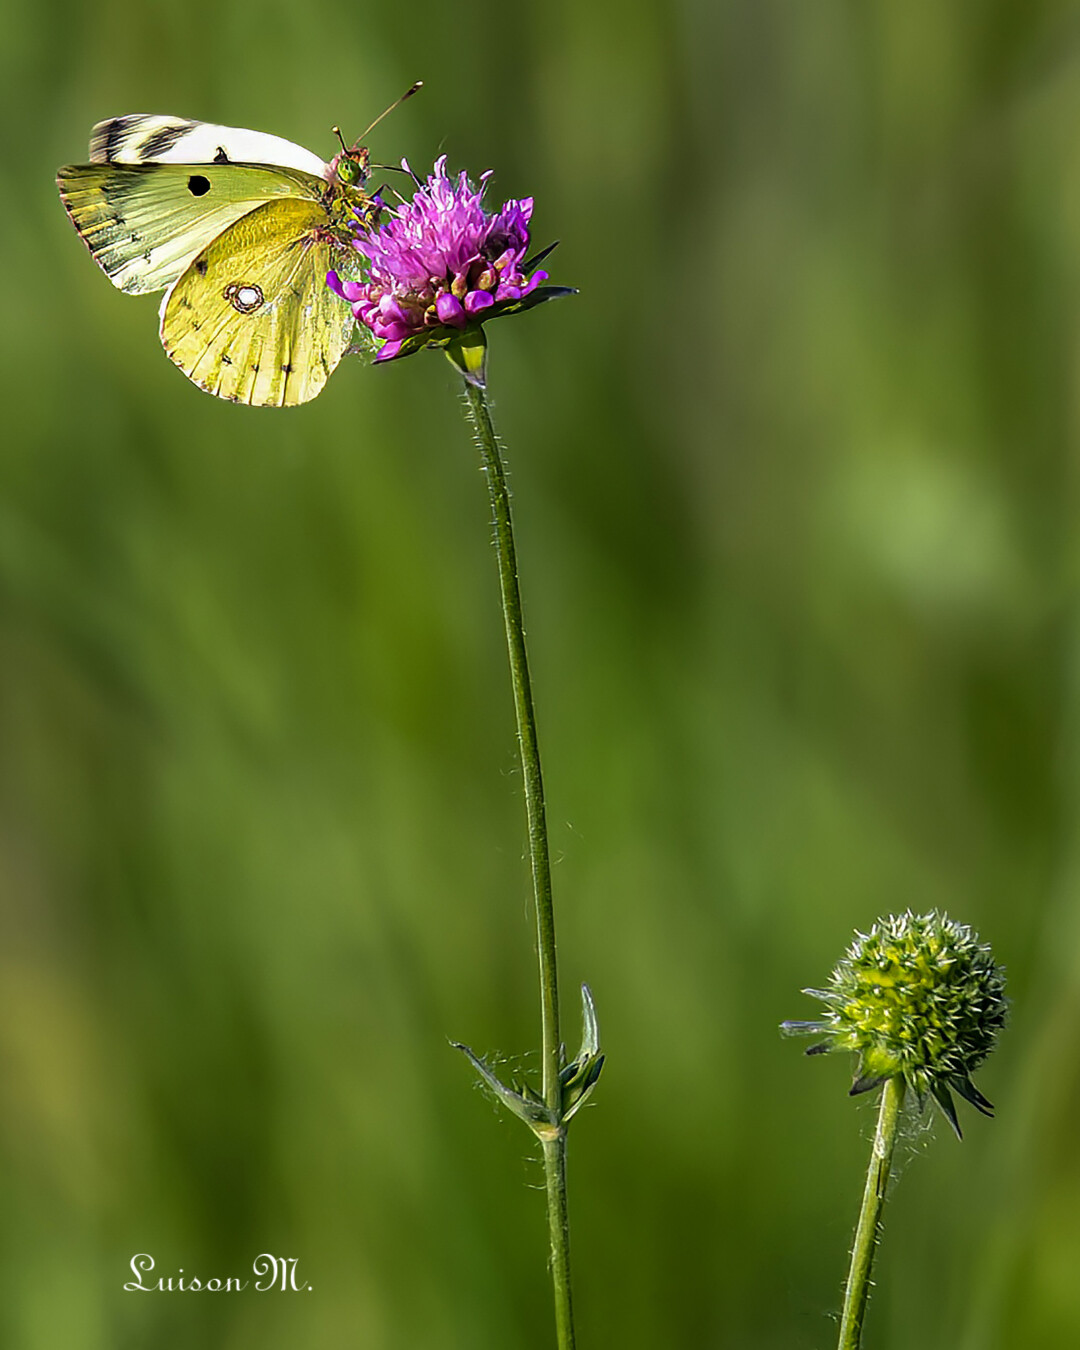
[160,197,364,407]
[89,115,329,178]
[57,162,331,294]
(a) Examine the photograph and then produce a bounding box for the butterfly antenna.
[369,161,422,187]
[355,80,423,145]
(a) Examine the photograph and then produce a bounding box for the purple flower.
[327,157,565,364]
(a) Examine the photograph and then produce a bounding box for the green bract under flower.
[783,912,1007,1137]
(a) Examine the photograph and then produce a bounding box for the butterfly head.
[330,128,371,187]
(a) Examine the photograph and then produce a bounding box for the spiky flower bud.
[783,911,1007,1137]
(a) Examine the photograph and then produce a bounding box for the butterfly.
[56,108,406,407]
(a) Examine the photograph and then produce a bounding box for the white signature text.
[124,1253,311,1292]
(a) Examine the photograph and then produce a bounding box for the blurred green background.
[2,1,1079,1346]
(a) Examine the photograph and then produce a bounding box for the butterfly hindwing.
[57,161,330,294]
[160,196,364,407]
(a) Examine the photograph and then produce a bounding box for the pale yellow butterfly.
[57,90,419,407]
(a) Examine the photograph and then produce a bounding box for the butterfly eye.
[336,156,363,186]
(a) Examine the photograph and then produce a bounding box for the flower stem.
[838,1076,907,1350]
[460,375,576,1350]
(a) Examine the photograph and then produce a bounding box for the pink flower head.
[327,157,565,363]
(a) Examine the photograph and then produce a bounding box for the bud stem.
[838,1075,906,1350]
[459,371,577,1350]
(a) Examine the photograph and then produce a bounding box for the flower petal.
[464,290,496,315]
[373,319,414,342]
[435,293,467,328]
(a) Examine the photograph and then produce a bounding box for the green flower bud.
[783,912,1007,1137]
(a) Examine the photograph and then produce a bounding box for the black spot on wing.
[213,146,230,164]
[187,175,211,197]
[104,119,128,160]
[95,115,140,162]
[195,259,208,277]
[139,122,195,160]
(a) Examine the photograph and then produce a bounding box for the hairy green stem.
[543,1131,574,1346]
[838,1076,906,1350]
[461,375,576,1350]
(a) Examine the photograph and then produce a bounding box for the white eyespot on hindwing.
[224,283,265,314]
